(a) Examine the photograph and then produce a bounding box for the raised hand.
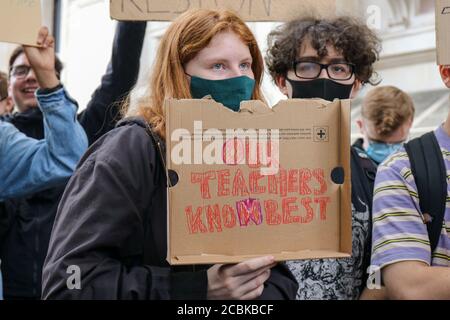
[23,26,59,89]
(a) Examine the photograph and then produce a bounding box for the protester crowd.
[0,8,449,300]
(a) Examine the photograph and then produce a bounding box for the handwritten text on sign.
[185,167,331,235]
[110,0,337,21]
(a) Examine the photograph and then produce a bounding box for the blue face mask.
[189,75,255,112]
[366,141,403,164]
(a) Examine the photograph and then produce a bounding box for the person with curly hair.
[266,16,385,300]
[266,16,381,101]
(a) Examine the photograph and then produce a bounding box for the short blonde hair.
[361,86,415,137]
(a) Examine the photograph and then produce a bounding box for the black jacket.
[42,119,299,300]
[0,22,146,298]
[350,138,378,293]
[351,139,377,215]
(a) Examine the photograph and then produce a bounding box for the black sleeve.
[41,124,207,300]
[258,263,299,300]
[78,21,147,145]
[0,201,11,246]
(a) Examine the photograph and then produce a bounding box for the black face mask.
[286,78,354,101]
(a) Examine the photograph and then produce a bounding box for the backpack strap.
[404,132,447,253]
[351,145,378,293]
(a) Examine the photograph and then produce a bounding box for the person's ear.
[350,80,362,99]
[356,119,364,134]
[275,75,289,97]
[407,116,414,129]
[5,96,14,113]
[440,65,450,88]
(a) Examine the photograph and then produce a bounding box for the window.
[417,0,434,15]
[387,0,435,29]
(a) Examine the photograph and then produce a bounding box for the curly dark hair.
[266,16,382,85]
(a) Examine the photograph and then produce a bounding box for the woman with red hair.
[41,9,298,300]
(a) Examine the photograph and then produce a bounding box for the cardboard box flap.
[165,98,352,265]
[436,0,450,65]
[110,0,337,21]
[0,0,42,46]
[240,100,273,115]
[172,251,351,265]
[338,99,352,255]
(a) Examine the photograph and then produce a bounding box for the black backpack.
[404,132,447,253]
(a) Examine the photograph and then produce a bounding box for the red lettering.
[288,170,299,193]
[191,171,216,199]
[232,169,250,196]
[264,200,281,225]
[249,171,266,194]
[266,139,279,170]
[206,204,222,233]
[282,197,300,224]
[300,197,314,224]
[268,174,278,195]
[185,206,207,234]
[279,169,288,197]
[315,197,331,220]
[246,140,261,169]
[236,198,263,226]
[217,170,231,197]
[268,169,287,196]
[222,204,237,228]
[299,169,312,196]
[313,169,327,195]
[223,138,244,165]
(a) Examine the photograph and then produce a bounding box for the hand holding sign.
[23,27,60,90]
[207,256,276,300]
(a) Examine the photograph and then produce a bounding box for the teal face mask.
[366,141,403,164]
[189,75,255,112]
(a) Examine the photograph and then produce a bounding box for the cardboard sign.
[0,0,42,46]
[165,98,352,265]
[110,0,336,21]
[436,0,450,65]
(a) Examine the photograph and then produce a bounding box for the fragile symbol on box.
[314,127,329,142]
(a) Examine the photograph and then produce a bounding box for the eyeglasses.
[293,61,355,81]
[10,65,33,79]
